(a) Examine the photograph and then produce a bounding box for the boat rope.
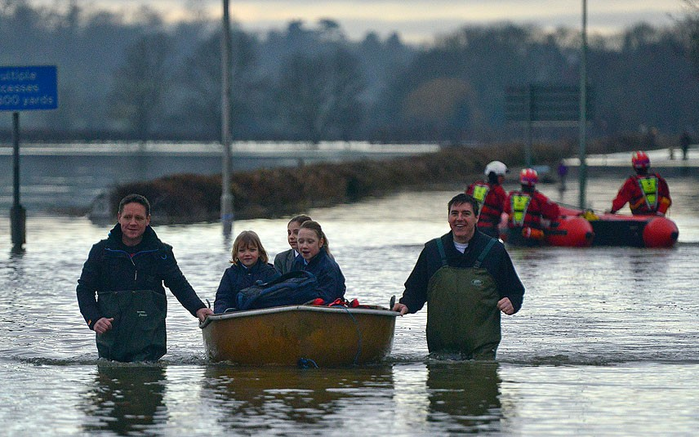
[341,307,363,366]
[297,358,319,369]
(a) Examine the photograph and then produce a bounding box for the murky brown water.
[0,177,697,435]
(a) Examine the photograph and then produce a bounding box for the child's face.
[297,228,323,261]
[287,221,302,250]
[236,244,259,268]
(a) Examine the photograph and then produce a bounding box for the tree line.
[1,0,698,145]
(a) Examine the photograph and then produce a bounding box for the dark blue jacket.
[399,230,525,314]
[291,249,346,303]
[214,259,279,313]
[76,224,206,330]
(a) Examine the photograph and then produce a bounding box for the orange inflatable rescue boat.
[556,206,678,248]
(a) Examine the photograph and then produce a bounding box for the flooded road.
[0,177,697,435]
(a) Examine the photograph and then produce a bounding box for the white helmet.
[484,161,508,177]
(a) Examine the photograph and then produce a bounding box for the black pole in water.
[11,111,26,250]
[578,0,588,210]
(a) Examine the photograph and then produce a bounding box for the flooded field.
[0,176,697,435]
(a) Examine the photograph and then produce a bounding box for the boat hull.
[501,205,678,248]
[200,305,398,367]
[546,216,595,247]
[589,214,679,247]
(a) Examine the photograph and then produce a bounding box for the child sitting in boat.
[214,230,280,313]
[273,214,312,275]
[291,220,346,303]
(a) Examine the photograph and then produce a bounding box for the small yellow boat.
[200,305,398,367]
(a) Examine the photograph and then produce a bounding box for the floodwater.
[0,177,698,435]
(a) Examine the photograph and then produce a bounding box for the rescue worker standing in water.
[392,193,525,360]
[608,151,672,216]
[504,168,560,246]
[466,161,508,239]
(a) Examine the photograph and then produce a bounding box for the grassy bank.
[105,135,664,223]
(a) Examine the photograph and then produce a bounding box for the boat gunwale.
[199,305,398,329]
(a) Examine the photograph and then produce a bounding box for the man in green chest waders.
[392,193,525,360]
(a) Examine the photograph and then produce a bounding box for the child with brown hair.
[292,220,345,303]
[274,214,312,275]
[214,230,279,313]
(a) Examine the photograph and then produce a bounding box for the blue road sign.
[0,65,58,111]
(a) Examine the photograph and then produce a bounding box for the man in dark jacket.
[76,194,213,361]
[392,193,525,359]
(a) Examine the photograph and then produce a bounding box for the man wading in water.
[392,193,525,359]
[76,194,213,362]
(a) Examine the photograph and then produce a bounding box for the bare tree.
[175,29,257,138]
[276,48,365,143]
[683,0,699,77]
[109,32,174,140]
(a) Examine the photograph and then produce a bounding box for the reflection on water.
[1,178,699,435]
[201,366,395,434]
[426,361,502,434]
[81,364,168,435]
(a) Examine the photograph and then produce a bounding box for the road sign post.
[1,65,58,250]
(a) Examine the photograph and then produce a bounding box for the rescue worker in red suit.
[608,151,671,216]
[466,161,508,239]
[504,168,560,246]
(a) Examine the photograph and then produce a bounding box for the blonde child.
[214,231,279,313]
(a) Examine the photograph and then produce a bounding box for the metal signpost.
[505,84,593,168]
[579,0,589,210]
[0,65,58,250]
[220,0,234,236]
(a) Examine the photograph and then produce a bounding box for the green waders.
[96,290,167,362]
[426,238,501,359]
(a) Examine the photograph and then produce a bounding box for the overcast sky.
[33,0,689,43]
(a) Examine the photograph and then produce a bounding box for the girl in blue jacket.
[292,220,346,303]
[214,230,279,313]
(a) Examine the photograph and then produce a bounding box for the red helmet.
[631,151,650,169]
[519,168,538,186]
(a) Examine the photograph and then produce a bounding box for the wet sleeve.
[503,194,512,216]
[658,177,672,213]
[493,246,525,313]
[539,194,561,220]
[400,246,431,314]
[273,251,285,274]
[611,178,633,213]
[495,187,508,214]
[316,261,346,303]
[161,246,206,316]
[76,244,103,329]
[213,270,234,313]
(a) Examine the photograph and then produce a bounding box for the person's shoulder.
[261,262,278,272]
[474,230,505,249]
[224,263,243,276]
[274,249,291,261]
[424,234,444,247]
[87,238,110,256]
[420,234,449,254]
[141,226,168,248]
[534,190,553,201]
[93,237,110,248]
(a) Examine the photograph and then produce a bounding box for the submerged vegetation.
[105,135,662,224]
